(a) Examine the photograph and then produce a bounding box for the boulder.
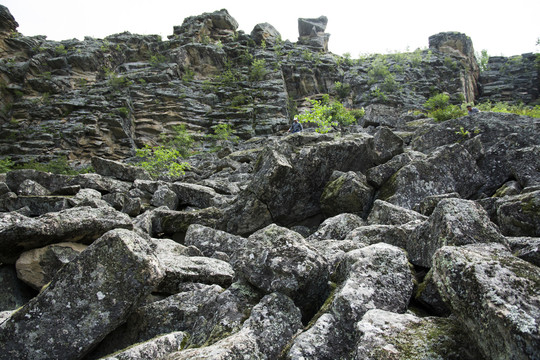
[0,229,164,360]
[251,22,281,46]
[0,5,18,33]
[432,243,540,360]
[367,199,427,225]
[17,179,50,196]
[15,242,87,290]
[344,222,420,250]
[354,309,483,359]
[170,182,228,209]
[150,184,178,209]
[378,143,485,209]
[306,213,365,241]
[507,237,540,267]
[361,105,404,128]
[320,171,374,218]
[409,198,506,267]
[99,331,187,360]
[165,292,302,360]
[91,157,152,182]
[0,265,34,311]
[297,16,330,51]
[0,206,133,263]
[184,224,247,260]
[286,243,414,359]
[495,190,540,236]
[234,224,329,320]
[366,151,425,188]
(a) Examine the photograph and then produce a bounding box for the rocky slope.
[0,5,539,360]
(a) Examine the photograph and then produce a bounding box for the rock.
[308,240,366,275]
[0,229,164,360]
[286,243,414,359]
[141,206,225,237]
[17,179,50,196]
[166,292,302,360]
[298,16,330,51]
[378,143,485,209]
[0,5,18,33]
[409,198,507,267]
[413,192,460,216]
[354,309,483,359]
[362,105,404,128]
[170,182,228,209]
[320,171,374,218]
[251,22,281,46]
[98,331,187,360]
[495,190,540,236]
[414,269,452,317]
[234,224,329,320]
[150,184,178,209]
[15,242,87,290]
[184,224,246,260]
[306,213,365,241]
[0,265,34,311]
[366,151,425,188]
[507,237,540,267]
[367,199,427,225]
[91,157,152,182]
[344,222,420,250]
[0,206,133,263]
[370,126,405,163]
[432,243,540,360]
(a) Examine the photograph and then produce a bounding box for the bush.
[207,123,238,143]
[14,156,78,175]
[0,157,13,173]
[135,145,190,178]
[249,59,267,81]
[424,93,466,122]
[297,95,358,133]
[163,124,196,157]
[476,101,540,118]
[424,93,450,111]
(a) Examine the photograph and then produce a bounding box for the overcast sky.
[3,0,539,57]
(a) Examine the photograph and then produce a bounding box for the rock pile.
[0,109,539,359]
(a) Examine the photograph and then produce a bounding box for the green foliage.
[207,123,238,143]
[443,56,458,70]
[182,67,195,83]
[15,156,78,175]
[476,101,540,118]
[424,93,466,122]
[297,95,357,133]
[249,59,267,81]
[0,157,13,173]
[334,81,351,100]
[367,58,391,84]
[370,88,388,102]
[476,49,489,72]
[231,94,249,107]
[424,93,450,111]
[162,124,196,157]
[55,44,67,56]
[149,54,168,67]
[116,107,130,118]
[135,145,190,178]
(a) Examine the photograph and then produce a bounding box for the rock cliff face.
[0,5,539,360]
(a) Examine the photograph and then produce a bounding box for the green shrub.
[0,157,13,173]
[297,95,357,133]
[164,124,196,157]
[476,101,540,118]
[424,93,466,121]
[207,123,238,143]
[135,145,190,178]
[149,54,168,67]
[334,81,351,100]
[15,156,77,175]
[249,59,267,81]
[424,93,450,111]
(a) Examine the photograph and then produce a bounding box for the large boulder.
[0,229,164,360]
[0,206,133,263]
[354,309,483,359]
[320,171,374,218]
[0,265,34,311]
[409,198,506,267]
[306,213,365,241]
[165,292,303,360]
[367,199,427,225]
[494,190,540,236]
[234,224,329,320]
[91,157,152,182]
[286,243,414,359]
[432,243,540,360]
[99,332,187,360]
[251,22,281,46]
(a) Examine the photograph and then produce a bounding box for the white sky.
[2,0,539,57]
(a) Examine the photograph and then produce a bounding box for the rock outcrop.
[0,5,538,360]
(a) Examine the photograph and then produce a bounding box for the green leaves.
[297,95,360,133]
[135,145,190,178]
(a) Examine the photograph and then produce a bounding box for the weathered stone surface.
[306,213,365,241]
[15,242,87,290]
[367,199,427,225]
[366,151,425,188]
[0,265,34,311]
[320,171,374,218]
[0,229,164,360]
[234,224,329,319]
[409,198,506,267]
[171,182,228,209]
[91,156,152,182]
[150,184,178,209]
[432,243,540,360]
[286,243,414,359]
[495,190,540,237]
[0,206,133,263]
[379,143,485,209]
[362,105,404,128]
[184,224,247,260]
[507,236,540,267]
[414,268,452,317]
[344,222,420,250]
[17,179,50,196]
[99,331,187,360]
[251,22,281,46]
[354,309,483,359]
[166,292,302,360]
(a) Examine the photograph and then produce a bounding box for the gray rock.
[166,292,302,360]
[0,229,164,360]
[495,190,540,236]
[15,242,87,290]
[17,179,50,196]
[287,243,414,359]
[0,265,34,311]
[413,192,460,216]
[345,222,421,250]
[379,143,485,209]
[366,151,425,188]
[142,206,225,237]
[150,185,178,209]
[414,269,451,317]
[432,243,540,360]
[354,309,483,359]
[306,213,365,241]
[251,22,281,46]
[409,198,507,267]
[320,171,374,218]
[91,157,152,182]
[170,182,227,209]
[235,224,329,320]
[367,199,427,225]
[184,224,247,260]
[0,206,133,263]
[507,237,540,267]
[99,331,187,360]
[362,105,404,128]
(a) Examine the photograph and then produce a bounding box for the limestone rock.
[0,265,34,311]
[0,206,133,263]
[306,213,365,241]
[251,22,281,46]
[150,184,178,209]
[432,243,540,360]
[507,236,540,267]
[367,199,427,225]
[184,223,246,260]
[91,157,152,182]
[344,222,420,250]
[99,332,187,360]
[320,171,374,218]
[0,229,164,360]
[15,242,87,290]
[495,190,540,237]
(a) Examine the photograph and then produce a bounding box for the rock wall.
[1,6,526,167]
